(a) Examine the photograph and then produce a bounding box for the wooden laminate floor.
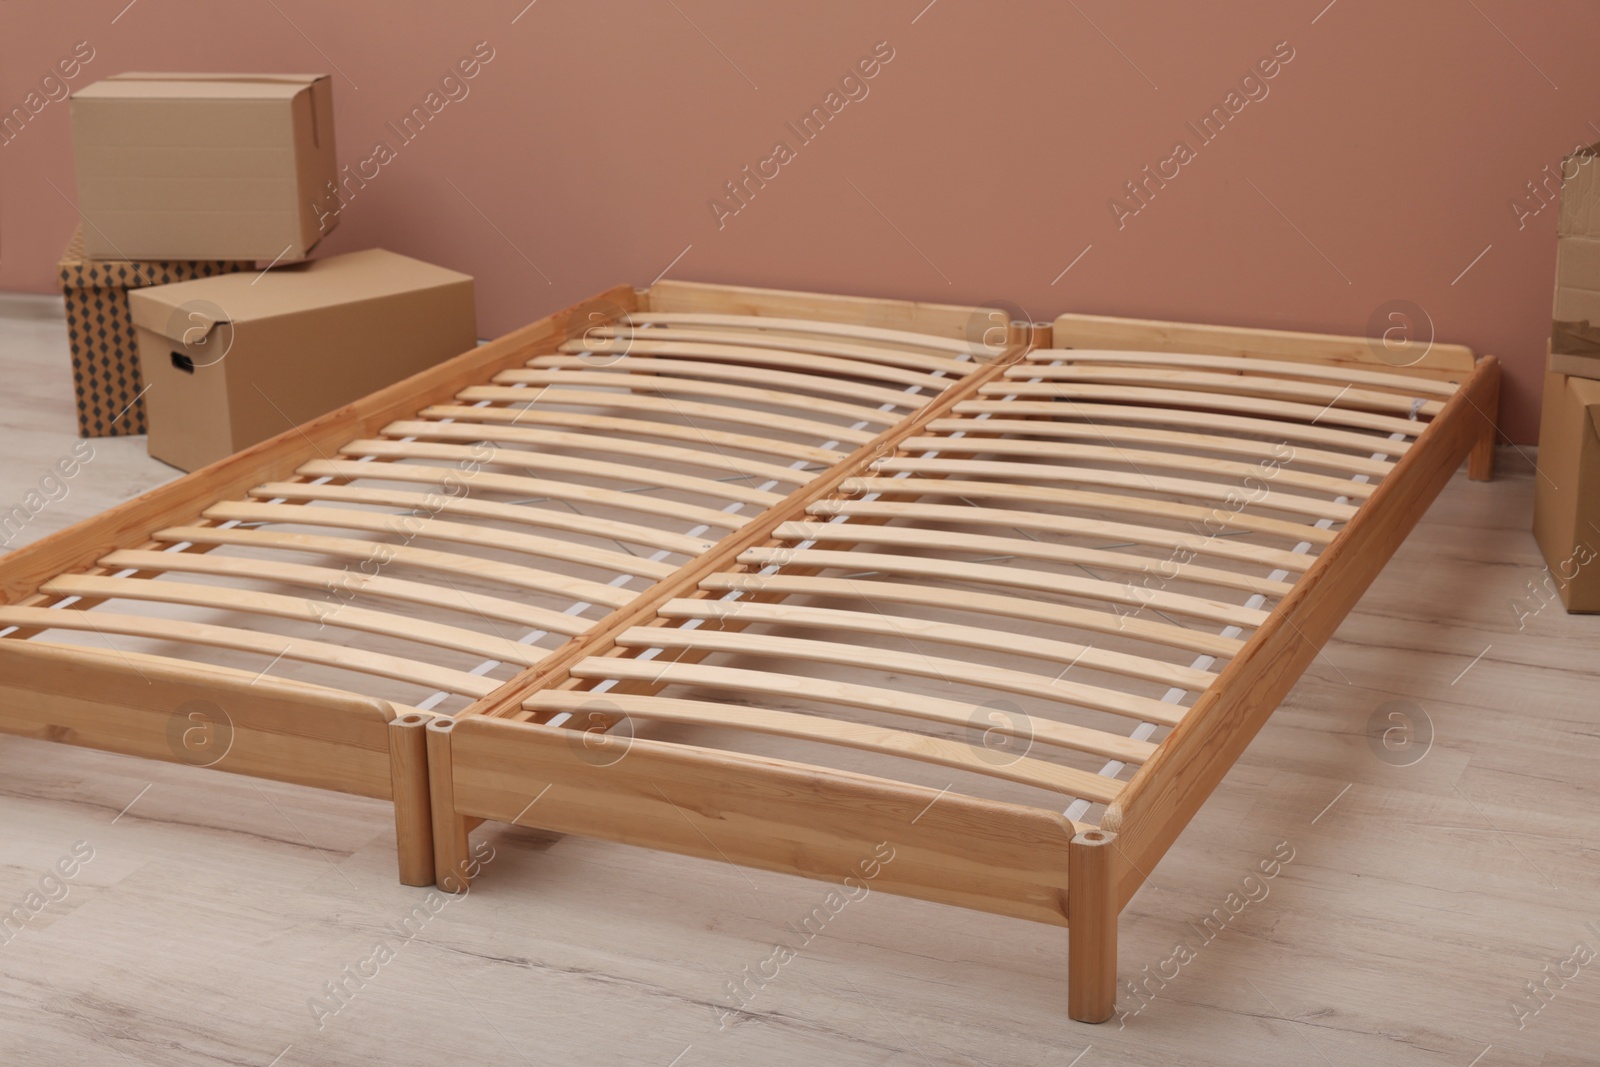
[0,297,1595,1066]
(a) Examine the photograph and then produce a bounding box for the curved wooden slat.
[419,404,845,464]
[561,336,955,385]
[1028,347,1458,397]
[201,502,639,607]
[871,457,1360,522]
[533,354,933,409]
[294,460,750,530]
[454,385,876,444]
[987,381,1426,437]
[774,521,1294,597]
[43,574,547,668]
[581,324,966,373]
[339,439,788,508]
[613,626,1183,733]
[627,311,980,356]
[100,549,586,636]
[808,499,1317,573]
[1016,364,1445,417]
[151,525,613,627]
[655,597,1217,690]
[454,387,878,445]
[249,482,697,565]
[545,672,1124,804]
[383,420,815,486]
[737,547,1271,628]
[0,606,497,697]
[900,436,1375,499]
[924,417,1394,478]
[491,371,904,426]
[697,574,1245,658]
[842,477,1339,546]
[953,400,1410,457]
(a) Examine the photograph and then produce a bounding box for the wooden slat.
[737,547,1270,628]
[419,403,845,464]
[42,574,547,668]
[293,460,749,531]
[900,435,1375,499]
[1026,347,1458,397]
[613,626,1183,732]
[628,310,980,355]
[383,419,815,486]
[200,502,638,607]
[565,334,958,381]
[532,683,1124,804]
[454,386,879,446]
[873,457,1358,522]
[775,521,1294,597]
[0,606,497,697]
[492,371,905,426]
[533,354,935,408]
[249,481,703,562]
[1014,364,1446,417]
[809,499,1317,573]
[988,381,1426,437]
[100,549,582,636]
[338,439,788,508]
[954,400,1410,457]
[151,525,608,631]
[924,417,1395,478]
[697,574,1246,659]
[842,478,1339,546]
[656,597,1217,690]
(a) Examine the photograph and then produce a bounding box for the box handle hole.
[170,351,195,374]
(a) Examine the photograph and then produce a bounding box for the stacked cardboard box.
[57,226,252,437]
[59,72,478,471]
[1535,144,1600,610]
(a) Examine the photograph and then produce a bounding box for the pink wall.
[2,0,1596,443]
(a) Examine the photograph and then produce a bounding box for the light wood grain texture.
[388,712,435,887]
[1026,347,1460,396]
[1067,828,1119,1023]
[559,335,958,383]
[532,354,937,409]
[445,712,1079,924]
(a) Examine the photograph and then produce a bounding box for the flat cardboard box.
[70,73,337,260]
[57,225,252,436]
[127,248,475,472]
[1533,365,1600,610]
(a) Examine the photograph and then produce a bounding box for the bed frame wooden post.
[1067,828,1119,1023]
[1468,358,1500,481]
[425,717,473,892]
[388,713,435,887]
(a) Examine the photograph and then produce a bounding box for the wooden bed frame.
[0,281,1498,1022]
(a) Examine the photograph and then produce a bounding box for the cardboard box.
[1558,146,1600,239]
[127,249,475,472]
[57,225,253,437]
[1533,366,1600,611]
[70,73,338,261]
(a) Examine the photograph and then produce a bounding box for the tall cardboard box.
[57,226,253,437]
[126,249,476,472]
[1552,144,1600,380]
[69,73,338,261]
[1532,368,1600,610]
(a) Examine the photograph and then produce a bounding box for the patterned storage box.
[56,227,253,437]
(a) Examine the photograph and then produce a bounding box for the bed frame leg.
[1468,367,1499,482]
[1067,829,1119,1024]
[389,713,435,887]
[425,717,473,892]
